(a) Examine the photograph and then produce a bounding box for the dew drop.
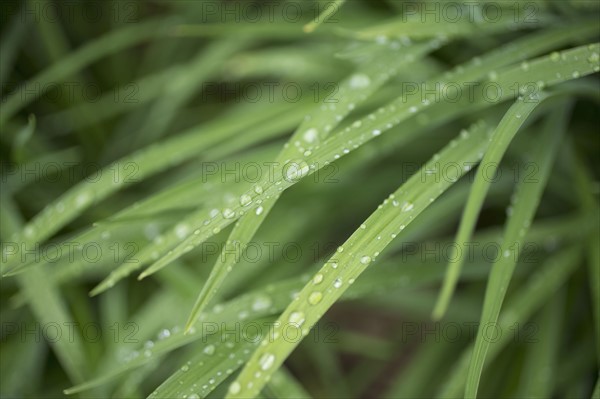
[223,208,235,219]
[313,273,324,284]
[203,345,215,356]
[255,206,264,215]
[157,329,171,340]
[349,73,371,89]
[285,161,310,181]
[360,255,372,265]
[308,291,323,305]
[372,129,381,136]
[401,202,414,212]
[303,128,318,143]
[229,381,241,394]
[289,311,306,327]
[252,295,272,311]
[259,353,275,370]
[240,194,252,207]
[333,278,343,288]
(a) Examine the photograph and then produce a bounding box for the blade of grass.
[432,96,548,319]
[303,0,346,33]
[437,246,584,398]
[225,120,492,398]
[464,102,569,398]
[177,39,442,331]
[0,18,175,126]
[1,100,299,275]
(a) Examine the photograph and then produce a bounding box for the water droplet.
[240,194,252,206]
[255,206,264,215]
[158,329,171,340]
[520,61,529,71]
[401,202,414,212]
[175,223,190,239]
[289,311,305,327]
[488,71,498,81]
[409,106,418,113]
[252,295,272,311]
[189,394,200,399]
[349,73,371,89]
[285,161,310,181]
[313,274,323,284]
[308,291,323,305]
[181,364,189,372]
[303,128,318,143]
[223,208,235,219]
[360,255,371,265]
[203,345,215,355]
[330,262,338,269]
[337,246,344,253]
[259,353,275,370]
[229,381,241,394]
[372,129,381,136]
[333,278,342,288]
[550,51,560,62]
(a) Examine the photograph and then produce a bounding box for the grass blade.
[225,121,491,398]
[464,101,569,398]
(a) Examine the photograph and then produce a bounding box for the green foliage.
[1,1,599,398]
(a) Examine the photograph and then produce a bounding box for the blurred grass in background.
[0,0,599,398]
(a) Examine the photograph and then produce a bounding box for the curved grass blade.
[90,103,310,293]
[345,6,551,40]
[437,246,583,398]
[1,101,297,275]
[304,0,346,33]
[464,102,569,398]
[432,96,548,320]
[142,40,442,328]
[142,42,600,332]
[225,121,492,399]
[516,291,564,398]
[0,197,89,384]
[0,18,173,126]
[147,325,265,399]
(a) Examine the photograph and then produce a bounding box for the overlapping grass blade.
[0,198,88,384]
[0,18,174,126]
[304,0,346,33]
[437,246,583,398]
[178,39,441,331]
[1,100,299,275]
[225,121,491,398]
[463,101,568,397]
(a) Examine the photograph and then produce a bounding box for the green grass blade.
[1,101,298,275]
[144,41,441,329]
[0,197,89,384]
[304,0,346,33]
[225,121,491,399]
[437,246,584,398]
[432,97,548,320]
[464,102,569,398]
[0,18,173,126]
